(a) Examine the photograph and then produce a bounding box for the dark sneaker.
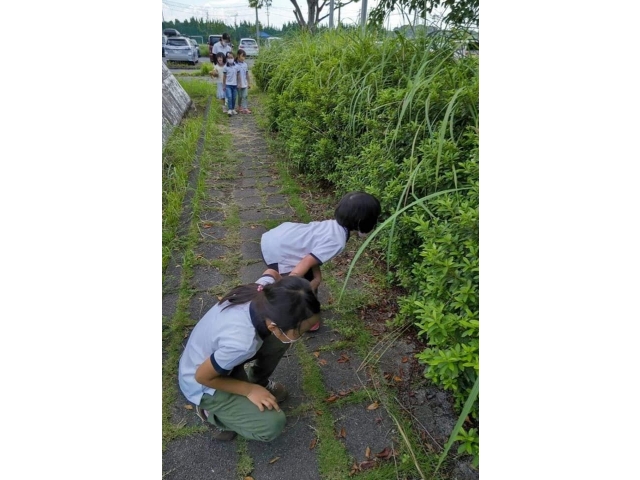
[266,379,288,403]
[211,428,237,441]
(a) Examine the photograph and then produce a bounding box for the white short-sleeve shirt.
[213,41,232,57]
[237,61,249,88]
[178,275,275,405]
[223,63,239,86]
[260,219,348,274]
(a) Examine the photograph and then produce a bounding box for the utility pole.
[233,13,238,29]
[360,0,367,31]
[329,0,334,28]
[255,6,259,42]
[266,4,270,28]
[338,2,341,27]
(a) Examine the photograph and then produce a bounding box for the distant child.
[260,191,381,331]
[179,270,320,442]
[223,51,240,117]
[210,52,227,112]
[236,49,252,114]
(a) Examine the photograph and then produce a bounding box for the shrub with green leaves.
[254,28,479,462]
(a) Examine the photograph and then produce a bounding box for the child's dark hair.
[219,276,321,331]
[335,191,381,233]
[216,52,225,62]
[237,48,246,58]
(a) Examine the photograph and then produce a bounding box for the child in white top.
[179,270,321,441]
[236,49,252,114]
[209,52,227,112]
[261,192,381,331]
[223,51,241,116]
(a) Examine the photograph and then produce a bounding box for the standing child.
[236,49,252,114]
[210,52,227,112]
[223,51,240,117]
[179,270,321,441]
[260,191,381,331]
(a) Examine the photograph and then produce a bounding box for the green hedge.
[254,29,479,462]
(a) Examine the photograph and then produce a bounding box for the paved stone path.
[162,98,400,480]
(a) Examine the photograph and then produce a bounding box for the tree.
[369,0,478,28]
[250,0,359,32]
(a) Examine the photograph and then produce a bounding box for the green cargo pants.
[199,333,290,442]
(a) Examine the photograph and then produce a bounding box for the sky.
[161,0,444,31]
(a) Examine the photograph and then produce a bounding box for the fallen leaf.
[217,296,223,300]
[315,410,323,416]
[269,456,280,464]
[313,351,320,358]
[309,438,317,450]
[358,460,376,470]
[337,354,350,363]
[318,359,328,366]
[393,376,403,382]
[184,405,193,410]
[383,373,392,380]
[244,477,254,480]
[349,462,360,476]
[367,402,379,410]
[401,356,408,363]
[338,427,346,438]
[250,225,256,229]
[326,395,339,403]
[365,446,371,459]
[375,447,396,459]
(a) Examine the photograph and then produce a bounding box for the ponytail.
[219,276,321,330]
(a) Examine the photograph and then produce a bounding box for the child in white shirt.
[236,49,252,114]
[261,192,381,331]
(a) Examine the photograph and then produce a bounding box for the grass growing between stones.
[235,437,254,480]
[296,341,352,480]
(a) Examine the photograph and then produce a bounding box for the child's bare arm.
[290,254,321,287]
[310,265,321,291]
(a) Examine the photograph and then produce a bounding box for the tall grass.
[254,28,479,466]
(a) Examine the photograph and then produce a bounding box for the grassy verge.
[162,80,228,449]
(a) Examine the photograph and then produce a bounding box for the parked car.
[165,36,199,64]
[163,28,181,37]
[187,38,201,58]
[162,34,167,57]
[208,34,222,60]
[239,38,259,56]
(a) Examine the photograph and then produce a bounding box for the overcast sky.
[162,0,443,31]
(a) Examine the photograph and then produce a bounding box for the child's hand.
[246,384,280,412]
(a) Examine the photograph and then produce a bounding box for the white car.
[187,38,201,58]
[239,38,259,57]
[165,36,199,64]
